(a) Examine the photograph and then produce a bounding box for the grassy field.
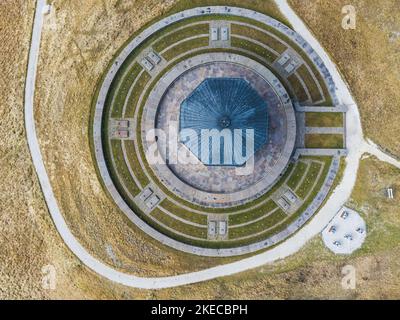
[0,0,52,299]
[167,0,291,25]
[160,200,208,225]
[110,63,142,118]
[124,71,150,118]
[110,140,140,196]
[124,140,149,187]
[229,200,277,225]
[150,209,208,239]
[231,37,278,63]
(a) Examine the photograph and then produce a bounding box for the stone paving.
[272,48,302,77]
[305,127,344,134]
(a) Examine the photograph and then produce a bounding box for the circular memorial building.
[92,6,346,256]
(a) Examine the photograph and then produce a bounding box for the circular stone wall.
[91,6,343,256]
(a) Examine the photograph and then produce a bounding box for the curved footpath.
[25,0,400,289]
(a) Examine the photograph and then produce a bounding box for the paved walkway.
[24,2,400,289]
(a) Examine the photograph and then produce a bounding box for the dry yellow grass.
[288,0,400,157]
[0,0,49,299]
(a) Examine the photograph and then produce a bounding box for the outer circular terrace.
[92,6,346,256]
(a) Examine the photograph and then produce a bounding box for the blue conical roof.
[179,78,268,166]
